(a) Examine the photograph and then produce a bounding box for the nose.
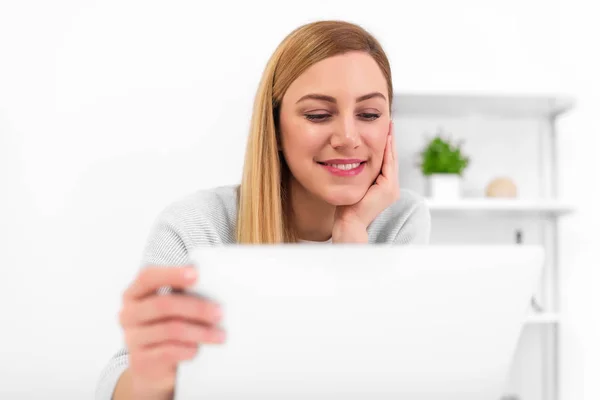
[330,114,361,149]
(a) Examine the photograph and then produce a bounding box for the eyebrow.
[295,91,387,104]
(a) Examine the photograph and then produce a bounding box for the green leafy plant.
[419,129,470,176]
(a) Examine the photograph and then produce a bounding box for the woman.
[96,20,431,400]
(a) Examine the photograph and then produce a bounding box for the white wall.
[552,3,600,400]
[1,0,598,399]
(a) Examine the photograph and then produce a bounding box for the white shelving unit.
[425,198,575,217]
[393,92,575,400]
[393,93,574,118]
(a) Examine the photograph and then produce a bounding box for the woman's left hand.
[332,121,400,243]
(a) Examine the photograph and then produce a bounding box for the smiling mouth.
[316,160,367,177]
[316,161,367,170]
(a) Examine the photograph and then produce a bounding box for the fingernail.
[213,305,223,321]
[215,330,226,342]
[183,267,197,281]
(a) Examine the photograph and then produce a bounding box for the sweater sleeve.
[95,205,191,400]
[393,199,431,245]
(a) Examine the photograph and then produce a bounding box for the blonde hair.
[236,20,393,244]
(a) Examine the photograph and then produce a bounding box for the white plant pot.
[427,174,462,199]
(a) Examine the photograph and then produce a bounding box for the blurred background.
[1,0,598,399]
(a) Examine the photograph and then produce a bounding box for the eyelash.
[304,113,381,122]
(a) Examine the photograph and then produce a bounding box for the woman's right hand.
[118,265,225,399]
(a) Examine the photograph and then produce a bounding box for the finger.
[127,320,226,349]
[382,131,393,178]
[390,120,398,162]
[134,342,200,367]
[389,121,401,197]
[123,265,197,301]
[122,294,222,326]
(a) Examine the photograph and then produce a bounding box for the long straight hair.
[236,20,393,244]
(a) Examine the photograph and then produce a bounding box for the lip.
[317,159,366,177]
[319,158,365,164]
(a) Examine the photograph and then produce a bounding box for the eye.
[304,113,331,122]
[358,113,381,121]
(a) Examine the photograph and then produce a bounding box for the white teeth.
[328,162,361,170]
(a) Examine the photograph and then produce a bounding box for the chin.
[318,185,369,206]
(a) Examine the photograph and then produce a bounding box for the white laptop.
[175,245,544,400]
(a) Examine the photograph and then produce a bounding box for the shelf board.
[392,92,574,119]
[425,198,575,216]
[525,313,560,324]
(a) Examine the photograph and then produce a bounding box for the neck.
[288,177,335,242]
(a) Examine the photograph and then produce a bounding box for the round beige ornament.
[485,177,517,198]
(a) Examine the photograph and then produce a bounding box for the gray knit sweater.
[95,184,431,399]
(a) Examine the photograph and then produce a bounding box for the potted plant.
[419,129,470,199]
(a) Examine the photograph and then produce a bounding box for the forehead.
[284,51,388,101]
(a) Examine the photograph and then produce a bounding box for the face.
[278,51,391,206]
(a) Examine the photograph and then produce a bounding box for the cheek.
[362,126,388,161]
[281,120,328,161]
